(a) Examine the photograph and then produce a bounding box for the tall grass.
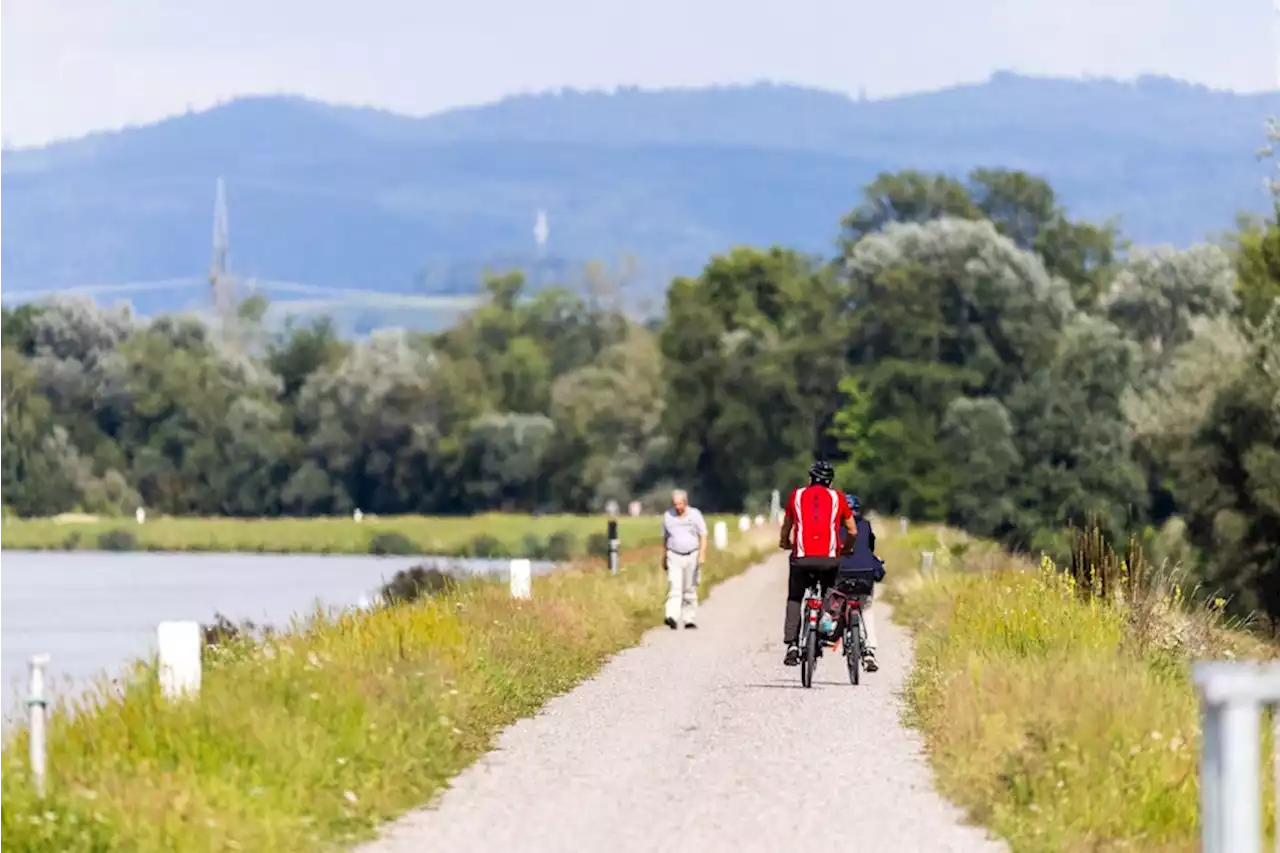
[0,513,734,557]
[882,522,1275,853]
[0,538,766,852]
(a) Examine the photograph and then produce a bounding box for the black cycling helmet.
[808,459,835,486]
[845,493,860,514]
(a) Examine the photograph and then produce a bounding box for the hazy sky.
[3,0,1277,147]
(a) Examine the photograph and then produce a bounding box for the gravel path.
[356,553,1007,853]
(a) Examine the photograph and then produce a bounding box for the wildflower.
[344,791,358,804]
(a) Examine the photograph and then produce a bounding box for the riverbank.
[0,533,770,852]
[0,513,737,558]
[879,523,1276,852]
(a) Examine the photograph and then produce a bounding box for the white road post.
[135,506,146,524]
[738,515,750,533]
[753,514,764,527]
[713,520,728,551]
[921,551,935,576]
[1192,661,1280,853]
[510,558,532,599]
[157,621,203,699]
[27,654,50,798]
[899,516,908,535]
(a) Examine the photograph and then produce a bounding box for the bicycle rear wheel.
[845,616,862,685]
[801,620,818,688]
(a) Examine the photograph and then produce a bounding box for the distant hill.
[3,71,1278,318]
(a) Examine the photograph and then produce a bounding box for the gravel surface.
[356,553,1008,853]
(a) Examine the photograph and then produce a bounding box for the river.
[0,551,555,724]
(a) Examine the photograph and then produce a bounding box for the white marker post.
[753,514,764,527]
[738,515,751,533]
[353,508,363,523]
[899,517,908,535]
[921,551,935,576]
[713,520,728,551]
[135,506,146,525]
[27,654,50,798]
[157,621,202,699]
[510,558,532,599]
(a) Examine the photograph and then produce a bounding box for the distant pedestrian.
[662,489,707,630]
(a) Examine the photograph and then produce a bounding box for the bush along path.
[0,535,767,852]
[356,544,1005,853]
[879,522,1277,853]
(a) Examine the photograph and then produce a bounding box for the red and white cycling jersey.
[785,484,852,559]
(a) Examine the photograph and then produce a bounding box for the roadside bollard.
[753,514,764,527]
[27,654,50,798]
[135,506,146,525]
[157,621,202,699]
[510,558,532,599]
[921,551,935,576]
[353,508,363,523]
[738,515,750,533]
[899,517,908,535]
[607,519,620,574]
[713,520,728,551]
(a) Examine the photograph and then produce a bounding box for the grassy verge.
[879,523,1276,853]
[0,513,735,558]
[0,534,769,852]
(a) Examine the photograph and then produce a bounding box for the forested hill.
[3,71,1278,309]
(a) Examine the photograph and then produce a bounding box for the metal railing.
[1194,661,1280,853]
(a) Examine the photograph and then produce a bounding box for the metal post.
[1221,699,1263,853]
[607,519,619,575]
[1201,700,1223,853]
[921,551,935,576]
[27,654,50,798]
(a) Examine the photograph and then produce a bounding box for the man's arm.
[695,510,708,565]
[839,503,856,555]
[661,514,669,573]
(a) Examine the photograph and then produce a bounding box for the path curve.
[356,553,1006,853]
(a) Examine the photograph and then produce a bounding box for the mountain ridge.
[3,71,1277,323]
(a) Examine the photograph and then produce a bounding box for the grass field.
[878,521,1277,852]
[0,513,740,557]
[0,533,770,852]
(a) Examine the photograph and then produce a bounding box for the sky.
[2,0,1278,148]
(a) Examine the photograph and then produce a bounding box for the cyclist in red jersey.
[777,460,856,666]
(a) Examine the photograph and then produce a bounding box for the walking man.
[662,489,707,629]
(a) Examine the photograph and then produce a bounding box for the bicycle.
[797,582,825,688]
[832,573,876,686]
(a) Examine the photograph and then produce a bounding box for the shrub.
[97,529,137,551]
[586,532,610,558]
[467,533,506,558]
[379,563,458,605]
[368,531,416,556]
[544,530,577,562]
[62,531,83,550]
[520,532,548,559]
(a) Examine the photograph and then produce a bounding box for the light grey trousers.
[665,550,699,624]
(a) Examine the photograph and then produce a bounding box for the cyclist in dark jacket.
[837,494,883,671]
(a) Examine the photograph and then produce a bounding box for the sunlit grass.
[0,513,735,556]
[0,537,767,852]
[880,523,1276,853]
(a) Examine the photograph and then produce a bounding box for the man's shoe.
[664,617,678,630]
[863,649,879,672]
[783,643,800,666]
[684,623,698,629]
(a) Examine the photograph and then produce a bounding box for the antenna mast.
[210,177,235,325]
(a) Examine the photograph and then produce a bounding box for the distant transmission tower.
[209,177,236,325]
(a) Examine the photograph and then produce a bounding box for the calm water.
[0,551,555,723]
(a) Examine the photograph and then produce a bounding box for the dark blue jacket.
[839,517,884,574]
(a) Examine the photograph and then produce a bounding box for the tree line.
[3,157,1279,625]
